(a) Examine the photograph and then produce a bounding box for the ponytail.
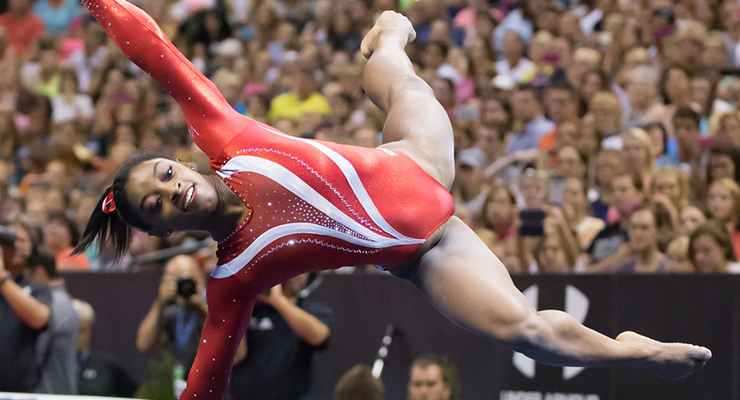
[72,186,132,262]
[72,151,164,263]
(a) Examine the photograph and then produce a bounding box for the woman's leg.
[362,12,455,189]
[410,217,711,379]
[82,0,245,136]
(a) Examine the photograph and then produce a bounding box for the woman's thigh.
[377,90,456,190]
[404,217,536,340]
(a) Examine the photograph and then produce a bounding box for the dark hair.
[410,354,461,399]
[27,251,57,279]
[708,142,740,183]
[688,221,737,264]
[333,365,384,400]
[673,107,701,127]
[73,151,164,261]
[482,186,517,230]
[639,122,668,156]
[545,80,577,101]
[660,65,690,105]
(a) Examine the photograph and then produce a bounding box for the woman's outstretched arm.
[180,277,256,400]
[81,0,248,157]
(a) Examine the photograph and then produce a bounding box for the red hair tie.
[102,191,116,214]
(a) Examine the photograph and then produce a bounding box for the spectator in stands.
[268,68,331,121]
[621,127,655,184]
[706,179,740,259]
[0,0,44,58]
[333,364,384,400]
[452,148,488,225]
[51,69,94,125]
[563,177,604,251]
[707,142,740,185]
[679,204,708,237]
[0,221,51,392]
[507,84,554,154]
[665,236,695,274]
[72,299,138,397]
[535,231,571,274]
[587,173,644,271]
[407,355,459,400]
[136,254,244,397]
[27,251,79,394]
[43,214,89,271]
[495,31,535,85]
[539,82,578,153]
[33,0,79,36]
[228,273,332,400]
[651,167,689,211]
[590,149,623,221]
[614,204,667,274]
[672,107,703,169]
[689,222,739,273]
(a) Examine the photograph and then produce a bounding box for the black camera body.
[176,277,197,299]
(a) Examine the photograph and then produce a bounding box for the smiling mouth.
[184,185,196,211]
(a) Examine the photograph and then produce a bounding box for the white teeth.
[185,186,194,210]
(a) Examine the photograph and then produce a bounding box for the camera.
[0,226,16,246]
[176,277,197,299]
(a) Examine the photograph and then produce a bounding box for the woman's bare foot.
[360,11,416,59]
[616,331,712,380]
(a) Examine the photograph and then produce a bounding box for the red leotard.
[83,0,453,398]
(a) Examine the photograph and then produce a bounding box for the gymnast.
[73,1,711,399]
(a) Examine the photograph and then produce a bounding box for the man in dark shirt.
[0,224,52,392]
[72,299,138,398]
[228,273,332,400]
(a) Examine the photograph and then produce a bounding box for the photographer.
[228,273,332,400]
[135,255,245,395]
[0,222,52,392]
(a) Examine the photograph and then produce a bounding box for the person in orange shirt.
[539,81,579,158]
[0,0,45,58]
[43,215,89,272]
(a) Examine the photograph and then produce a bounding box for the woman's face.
[709,154,736,182]
[721,115,740,144]
[679,206,707,236]
[692,234,727,273]
[538,235,568,273]
[595,153,620,187]
[665,68,689,103]
[556,147,585,179]
[622,134,649,172]
[653,174,681,205]
[520,175,548,209]
[707,183,736,223]
[126,158,220,235]
[486,190,515,228]
[563,178,586,211]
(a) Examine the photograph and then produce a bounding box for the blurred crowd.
[0,0,738,274]
[2,0,740,397]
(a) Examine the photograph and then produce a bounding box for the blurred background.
[0,0,739,399]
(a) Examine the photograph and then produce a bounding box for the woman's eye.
[166,167,173,180]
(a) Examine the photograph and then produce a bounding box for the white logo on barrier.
[513,285,590,380]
